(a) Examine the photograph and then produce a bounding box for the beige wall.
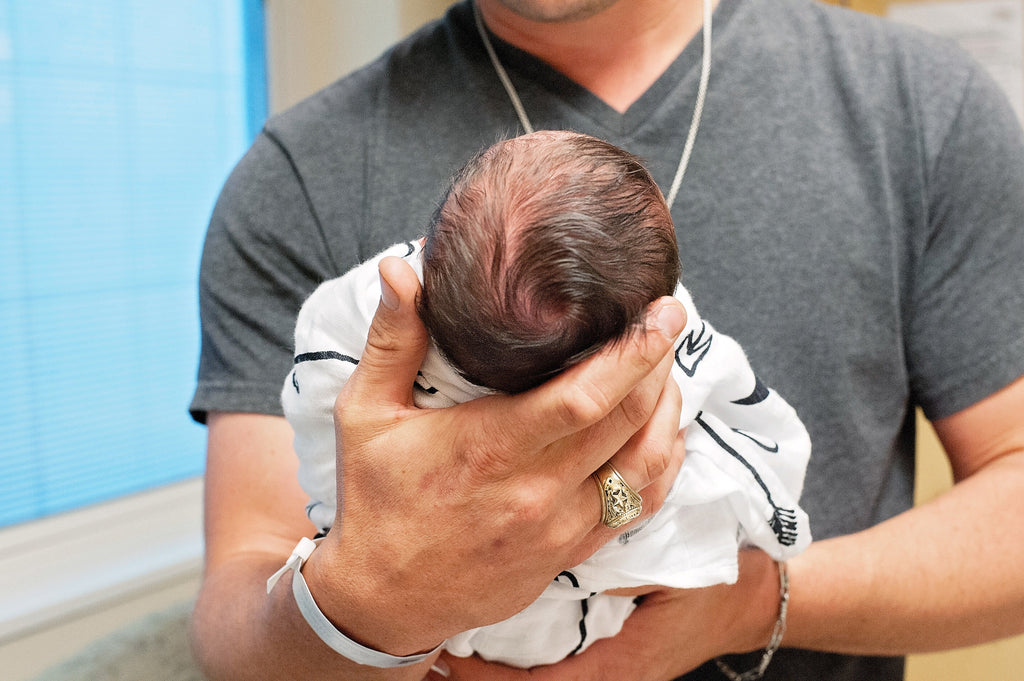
[264,0,453,114]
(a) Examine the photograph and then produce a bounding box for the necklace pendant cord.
[473,1,535,135]
[472,0,713,211]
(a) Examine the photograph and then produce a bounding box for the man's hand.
[301,255,689,657]
[429,550,782,681]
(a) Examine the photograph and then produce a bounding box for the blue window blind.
[0,0,266,526]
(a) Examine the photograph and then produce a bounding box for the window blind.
[0,0,265,526]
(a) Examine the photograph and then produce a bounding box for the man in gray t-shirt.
[190,1,1024,680]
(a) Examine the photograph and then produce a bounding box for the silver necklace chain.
[472,0,713,211]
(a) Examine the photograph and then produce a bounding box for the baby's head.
[419,130,681,394]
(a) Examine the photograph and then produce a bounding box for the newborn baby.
[283,131,811,667]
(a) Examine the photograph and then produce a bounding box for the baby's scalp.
[419,131,681,394]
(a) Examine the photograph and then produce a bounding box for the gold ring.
[592,462,642,529]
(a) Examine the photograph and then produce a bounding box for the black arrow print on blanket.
[554,571,596,657]
[731,375,770,405]
[294,350,359,365]
[694,412,798,546]
[675,321,712,377]
[732,428,779,453]
[290,351,437,395]
[291,351,359,393]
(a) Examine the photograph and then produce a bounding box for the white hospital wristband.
[266,537,445,668]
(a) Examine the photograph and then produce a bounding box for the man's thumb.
[345,255,428,407]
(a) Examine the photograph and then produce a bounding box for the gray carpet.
[30,602,205,681]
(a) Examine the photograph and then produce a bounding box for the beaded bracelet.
[715,561,789,681]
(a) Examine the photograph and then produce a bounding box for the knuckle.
[619,387,656,431]
[361,321,401,365]
[636,445,681,518]
[643,482,668,516]
[455,427,514,480]
[625,326,664,374]
[617,362,671,432]
[557,380,615,427]
[332,381,398,449]
[640,436,673,483]
[333,382,363,427]
[361,303,427,367]
[507,484,551,524]
[487,478,558,539]
[548,517,584,554]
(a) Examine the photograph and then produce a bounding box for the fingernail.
[653,301,686,338]
[379,271,399,310]
[430,660,450,678]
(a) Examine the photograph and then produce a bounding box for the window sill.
[0,478,203,644]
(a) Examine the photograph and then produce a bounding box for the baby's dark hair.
[418,130,681,394]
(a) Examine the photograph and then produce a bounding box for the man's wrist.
[732,550,788,653]
[292,538,448,658]
[716,559,789,680]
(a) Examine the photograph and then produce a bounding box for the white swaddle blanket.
[282,241,812,668]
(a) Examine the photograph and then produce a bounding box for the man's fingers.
[341,256,428,408]
[637,425,687,518]
[503,296,687,457]
[606,375,684,510]
[569,349,678,481]
[570,376,685,555]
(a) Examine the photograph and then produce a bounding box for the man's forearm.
[194,412,440,681]
[785,451,1024,655]
[191,553,438,681]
